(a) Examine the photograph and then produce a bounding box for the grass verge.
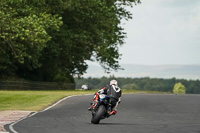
[0,90,96,111]
[0,89,170,111]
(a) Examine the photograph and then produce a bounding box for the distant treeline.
[75,77,200,94]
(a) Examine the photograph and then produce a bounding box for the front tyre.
[91,105,106,124]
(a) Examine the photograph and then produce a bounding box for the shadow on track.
[90,123,136,126]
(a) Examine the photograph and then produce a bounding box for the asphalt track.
[5,94,200,133]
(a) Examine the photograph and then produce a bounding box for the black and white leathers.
[98,85,122,102]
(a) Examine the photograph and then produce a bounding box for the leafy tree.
[0,0,62,77]
[26,0,141,82]
[173,82,186,94]
[0,0,141,82]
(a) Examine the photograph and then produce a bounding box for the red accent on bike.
[94,93,99,101]
[102,87,106,90]
[110,111,117,115]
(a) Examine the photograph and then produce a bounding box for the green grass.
[0,90,97,111]
[0,89,170,111]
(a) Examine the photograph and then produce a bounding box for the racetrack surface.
[6,94,200,133]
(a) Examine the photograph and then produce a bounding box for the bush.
[173,82,186,94]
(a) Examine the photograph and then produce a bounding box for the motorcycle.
[90,94,112,124]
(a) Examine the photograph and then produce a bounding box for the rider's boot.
[110,109,117,115]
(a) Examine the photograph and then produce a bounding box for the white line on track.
[9,94,92,133]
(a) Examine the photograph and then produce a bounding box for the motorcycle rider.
[88,79,122,115]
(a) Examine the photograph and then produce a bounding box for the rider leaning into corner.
[88,79,122,115]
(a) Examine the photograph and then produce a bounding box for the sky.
[85,0,200,79]
[119,0,200,65]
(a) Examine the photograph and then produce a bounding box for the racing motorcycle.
[90,94,112,124]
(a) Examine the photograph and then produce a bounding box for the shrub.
[173,82,186,94]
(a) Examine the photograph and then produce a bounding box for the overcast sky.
[119,0,200,65]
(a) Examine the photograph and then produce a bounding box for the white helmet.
[110,80,118,86]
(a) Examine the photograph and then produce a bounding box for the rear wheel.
[91,105,106,124]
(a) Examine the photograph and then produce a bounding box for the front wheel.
[91,105,106,124]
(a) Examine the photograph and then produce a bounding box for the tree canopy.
[0,0,140,82]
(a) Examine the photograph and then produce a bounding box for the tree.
[0,0,63,77]
[0,0,141,82]
[21,0,141,82]
[173,82,186,94]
